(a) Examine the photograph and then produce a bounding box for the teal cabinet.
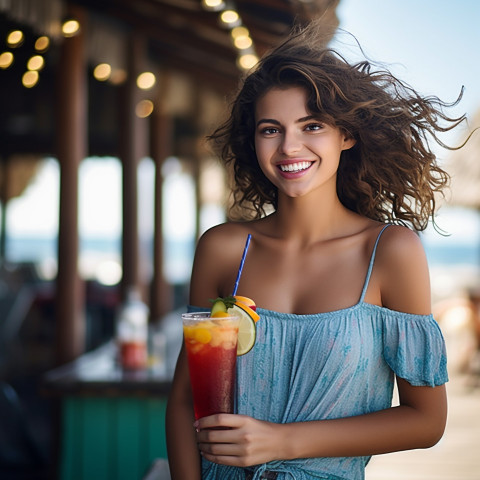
[60,396,167,480]
[43,343,172,480]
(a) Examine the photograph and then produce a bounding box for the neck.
[271,191,358,245]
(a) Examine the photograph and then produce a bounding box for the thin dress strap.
[359,224,392,303]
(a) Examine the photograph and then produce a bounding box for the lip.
[276,160,314,178]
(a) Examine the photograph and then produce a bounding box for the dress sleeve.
[382,312,448,387]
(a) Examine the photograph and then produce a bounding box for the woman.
[166,22,466,480]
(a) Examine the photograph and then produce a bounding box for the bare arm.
[165,345,201,479]
[166,224,248,478]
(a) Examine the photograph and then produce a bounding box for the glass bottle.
[116,287,149,370]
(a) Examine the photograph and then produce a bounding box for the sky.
[332,0,480,244]
[333,0,480,122]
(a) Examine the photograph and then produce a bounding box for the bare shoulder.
[374,224,431,315]
[374,224,428,267]
[193,222,253,271]
[196,222,251,251]
[189,222,254,307]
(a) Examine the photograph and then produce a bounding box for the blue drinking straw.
[232,233,252,296]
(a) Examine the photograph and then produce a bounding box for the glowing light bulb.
[220,10,240,25]
[136,72,156,90]
[27,55,45,71]
[35,36,50,52]
[62,19,81,37]
[234,35,252,50]
[22,70,39,88]
[136,100,154,118]
[0,52,14,69]
[237,53,258,70]
[231,26,249,39]
[93,63,112,81]
[7,30,24,47]
[202,0,225,10]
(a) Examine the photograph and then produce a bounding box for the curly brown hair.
[208,23,466,231]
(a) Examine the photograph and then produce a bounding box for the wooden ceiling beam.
[150,44,239,94]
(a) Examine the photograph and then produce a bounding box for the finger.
[195,413,246,430]
[198,441,240,457]
[196,427,236,444]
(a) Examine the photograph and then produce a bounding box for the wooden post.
[192,86,203,241]
[0,158,8,264]
[55,5,87,365]
[119,33,146,301]
[149,85,173,321]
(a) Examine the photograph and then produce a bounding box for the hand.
[194,414,283,467]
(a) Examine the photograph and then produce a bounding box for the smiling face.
[254,86,355,202]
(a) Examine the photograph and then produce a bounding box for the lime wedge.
[210,298,228,316]
[228,304,256,356]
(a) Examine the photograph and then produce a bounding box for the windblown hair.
[208,23,467,231]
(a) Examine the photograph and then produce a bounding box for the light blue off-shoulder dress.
[191,225,448,480]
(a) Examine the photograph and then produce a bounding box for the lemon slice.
[228,304,256,356]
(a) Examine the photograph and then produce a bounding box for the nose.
[279,130,302,156]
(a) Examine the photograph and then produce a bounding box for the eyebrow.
[256,115,317,128]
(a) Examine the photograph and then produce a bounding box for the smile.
[278,161,313,173]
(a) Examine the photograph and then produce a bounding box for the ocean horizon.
[4,233,480,270]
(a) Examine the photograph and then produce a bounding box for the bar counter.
[43,341,174,396]
[43,330,181,480]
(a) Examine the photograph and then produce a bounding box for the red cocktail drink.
[182,313,239,420]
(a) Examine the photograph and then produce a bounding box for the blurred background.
[0,0,479,479]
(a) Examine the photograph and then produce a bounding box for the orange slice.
[234,301,260,323]
[234,295,257,311]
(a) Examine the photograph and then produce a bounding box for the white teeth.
[279,161,312,173]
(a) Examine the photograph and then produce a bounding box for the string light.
[27,55,45,71]
[35,36,50,53]
[202,0,225,10]
[135,99,154,118]
[220,9,240,27]
[62,19,81,37]
[136,72,156,90]
[93,63,112,81]
[7,30,24,47]
[0,52,14,69]
[22,70,39,88]
[233,35,252,49]
[231,26,249,39]
[201,0,258,72]
[237,52,258,70]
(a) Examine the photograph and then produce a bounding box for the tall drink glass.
[182,312,239,420]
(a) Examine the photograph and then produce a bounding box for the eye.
[259,126,280,135]
[305,123,324,132]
